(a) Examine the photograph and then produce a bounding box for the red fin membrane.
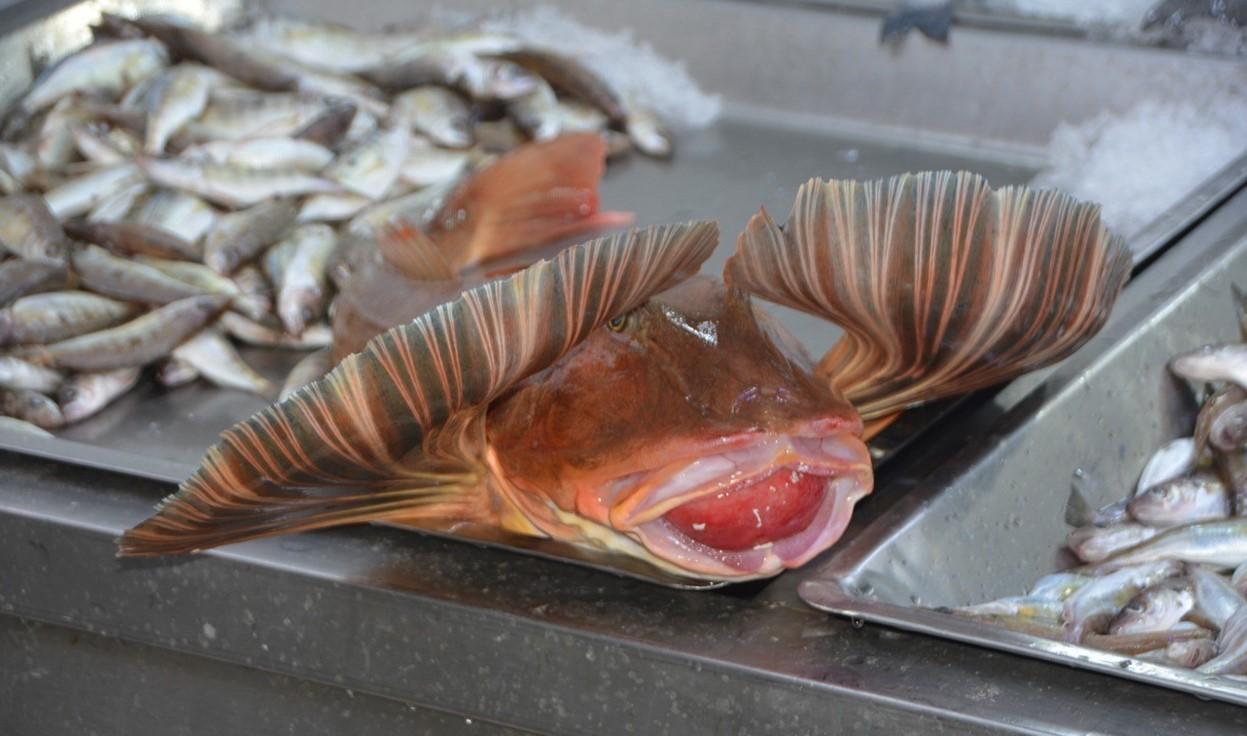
[430,132,634,269]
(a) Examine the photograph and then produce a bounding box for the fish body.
[0,195,68,266]
[366,48,538,101]
[0,259,64,306]
[120,174,1129,582]
[507,79,561,141]
[390,87,473,148]
[44,164,143,220]
[952,596,1063,621]
[1127,472,1231,526]
[1098,518,1247,570]
[69,121,133,165]
[25,294,229,371]
[1062,560,1184,642]
[1187,565,1246,629]
[1108,583,1194,635]
[135,257,241,300]
[297,193,370,223]
[0,389,64,429]
[0,415,53,438]
[0,291,137,346]
[623,100,672,158]
[1167,638,1218,668]
[189,89,333,141]
[1028,572,1092,601]
[87,181,149,223]
[137,156,338,209]
[1200,605,1247,675]
[500,48,624,122]
[130,189,217,244]
[157,357,198,388]
[0,357,62,393]
[1136,437,1198,494]
[1067,523,1161,563]
[398,143,472,189]
[182,137,334,171]
[203,199,298,274]
[171,330,273,396]
[271,224,336,335]
[324,126,409,200]
[219,311,331,349]
[65,220,201,261]
[18,39,168,117]
[59,367,141,423]
[71,244,206,303]
[1171,343,1247,390]
[233,15,421,73]
[144,65,215,153]
[280,348,333,399]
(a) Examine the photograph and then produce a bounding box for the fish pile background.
[943,288,1247,679]
[0,11,678,436]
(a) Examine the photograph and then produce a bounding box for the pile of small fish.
[0,10,677,435]
[943,288,1247,679]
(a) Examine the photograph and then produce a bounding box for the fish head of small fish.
[486,277,873,580]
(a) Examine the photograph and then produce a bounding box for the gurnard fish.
[119,170,1130,581]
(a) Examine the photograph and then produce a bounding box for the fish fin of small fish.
[430,132,634,269]
[118,221,717,556]
[1064,483,1094,528]
[376,220,456,281]
[880,2,955,45]
[725,171,1131,419]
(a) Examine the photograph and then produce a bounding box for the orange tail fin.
[431,132,634,269]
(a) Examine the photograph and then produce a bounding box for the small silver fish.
[389,86,473,148]
[135,257,241,300]
[144,65,215,153]
[232,15,421,73]
[137,156,339,209]
[203,199,298,275]
[44,164,143,220]
[507,78,561,141]
[171,329,274,396]
[1187,565,1247,629]
[1108,583,1194,635]
[1210,401,1247,453]
[24,294,229,371]
[1067,524,1162,564]
[1199,604,1247,675]
[279,347,332,399]
[0,415,53,438]
[230,264,274,321]
[0,356,62,393]
[129,189,218,244]
[1127,472,1231,527]
[1166,638,1218,669]
[296,193,370,223]
[87,181,149,223]
[182,137,334,171]
[1027,572,1093,601]
[952,596,1064,621]
[72,244,207,304]
[399,140,473,189]
[0,389,64,429]
[271,225,335,335]
[189,89,333,141]
[17,39,168,118]
[59,367,141,423]
[219,312,331,350]
[0,291,137,346]
[1062,559,1183,642]
[324,125,410,200]
[0,195,68,266]
[1172,343,1247,390]
[70,121,136,164]
[0,259,65,306]
[623,99,672,158]
[1064,473,1131,528]
[348,179,457,236]
[1097,518,1247,570]
[64,220,201,261]
[156,357,199,388]
[35,97,89,172]
[1136,437,1198,495]
[366,49,537,101]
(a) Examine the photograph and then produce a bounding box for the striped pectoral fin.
[119,221,719,556]
[726,171,1131,419]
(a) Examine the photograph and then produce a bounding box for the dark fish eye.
[607,314,627,332]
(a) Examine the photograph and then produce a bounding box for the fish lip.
[607,426,868,530]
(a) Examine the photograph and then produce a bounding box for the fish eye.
[607,314,628,332]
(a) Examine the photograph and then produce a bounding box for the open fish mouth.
[607,430,872,578]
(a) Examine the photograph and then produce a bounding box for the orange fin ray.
[119,221,718,556]
[727,171,1130,419]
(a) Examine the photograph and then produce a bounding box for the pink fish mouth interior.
[608,432,872,578]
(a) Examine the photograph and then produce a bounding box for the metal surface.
[801,185,1247,705]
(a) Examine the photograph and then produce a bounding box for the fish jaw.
[489,423,872,580]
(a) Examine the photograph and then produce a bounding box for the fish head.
[485,276,872,580]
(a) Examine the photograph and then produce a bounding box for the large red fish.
[120,170,1130,582]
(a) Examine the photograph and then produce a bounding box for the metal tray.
[800,184,1247,705]
[0,0,1245,585]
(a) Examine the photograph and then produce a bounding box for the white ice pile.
[477,6,722,130]
[987,0,1155,26]
[1032,92,1247,242]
